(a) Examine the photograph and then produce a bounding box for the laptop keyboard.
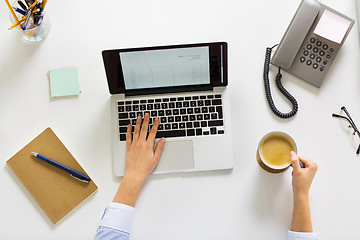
[117,94,225,141]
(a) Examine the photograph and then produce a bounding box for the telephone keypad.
[299,36,335,72]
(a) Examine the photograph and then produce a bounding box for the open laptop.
[102,42,233,176]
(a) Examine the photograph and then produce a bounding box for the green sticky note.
[49,67,80,97]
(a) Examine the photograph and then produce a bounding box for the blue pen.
[32,152,91,183]
[12,7,26,16]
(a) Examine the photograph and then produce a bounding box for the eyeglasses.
[332,106,360,154]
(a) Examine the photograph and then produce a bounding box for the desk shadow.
[112,168,233,184]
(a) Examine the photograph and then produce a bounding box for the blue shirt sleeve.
[95,202,135,240]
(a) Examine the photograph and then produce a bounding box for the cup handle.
[290,161,305,169]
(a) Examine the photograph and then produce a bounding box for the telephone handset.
[264,0,354,119]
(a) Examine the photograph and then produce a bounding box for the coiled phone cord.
[263,45,298,119]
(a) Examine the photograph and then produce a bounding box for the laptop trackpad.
[154,140,194,173]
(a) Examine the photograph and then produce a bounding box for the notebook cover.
[6,127,98,224]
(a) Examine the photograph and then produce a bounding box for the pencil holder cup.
[9,1,50,42]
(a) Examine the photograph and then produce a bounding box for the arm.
[113,113,165,206]
[95,113,165,239]
[290,151,317,232]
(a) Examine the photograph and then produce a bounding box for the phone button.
[303,50,309,56]
[316,57,322,63]
[330,48,334,52]
[310,38,316,43]
[323,44,328,50]
[313,63,319,69]
[320,67,325,72]
[306,60,312,66]
[319,51,325,56]
[300,57,306,63]
[316,41,322,47]
[313,47,319,53]
[306,44,312,50]
[326,54,331,59]
[310,54,315,59]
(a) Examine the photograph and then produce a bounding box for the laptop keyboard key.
[156,130,186,138]
[210,127,217,135]
[120,134,127,141]
[119,127,128,133]
[208,120,224,127]
[196,128,202,135]
[160,117,167,123]
[212,99,222,105]
[187,129,195,136]
[118,106,125,112]
[119,119,130,126]
[119,113,128,119]
[216,106,223,119]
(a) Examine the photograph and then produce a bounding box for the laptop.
[102,42,233,176]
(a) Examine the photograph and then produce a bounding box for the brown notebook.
[6,127,98,224]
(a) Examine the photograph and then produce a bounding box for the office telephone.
[264,0,354,119]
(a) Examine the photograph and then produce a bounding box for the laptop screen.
[102,42,227,95]
[119,47,210,90]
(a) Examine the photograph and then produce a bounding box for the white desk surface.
[1,0,360,239]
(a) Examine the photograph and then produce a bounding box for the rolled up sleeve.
[95,202,135,240]
[288,230,317,240]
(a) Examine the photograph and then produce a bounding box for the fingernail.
[290,151,296,157]
[145,113,149,117]
[161,138,166,143]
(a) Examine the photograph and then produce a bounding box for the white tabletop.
[1,0,360,239]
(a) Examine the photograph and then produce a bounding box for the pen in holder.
[8,0,50,42]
